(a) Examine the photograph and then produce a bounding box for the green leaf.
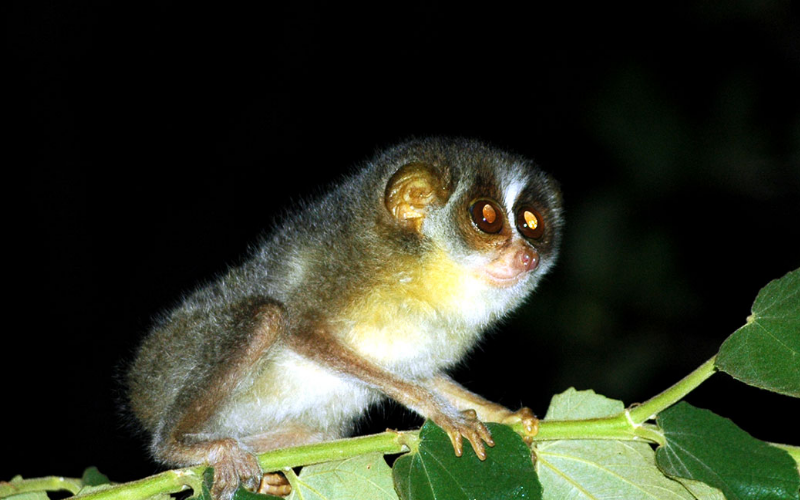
[392,420,541,500]
[187,467,215,500]
[2,493,49,500]
[716,268,800,397]
[670,478,726,500]
[234,487,281,500]
[537,440,707,499]
[70,468,117,497]
[81,466,110,486]
[537,389,713,499]
[656,401,800,500]
[286,452,398,500]
[543,387,625,420]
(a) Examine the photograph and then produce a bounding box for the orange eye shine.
[482,203,497,224]
[518,208,544,239]
[523,210,538,229]
[470,200,504,233]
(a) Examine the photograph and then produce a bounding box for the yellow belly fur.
[342,247,487,375]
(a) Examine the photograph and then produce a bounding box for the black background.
[8,2,800,483]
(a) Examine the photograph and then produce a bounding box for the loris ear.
[384,163,448,232]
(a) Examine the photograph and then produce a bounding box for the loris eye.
[469,200,504,234]
[517,207,544,239]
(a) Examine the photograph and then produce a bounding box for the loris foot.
[207,439,262,500]
[258,472,291,497]
[436,409,495,460]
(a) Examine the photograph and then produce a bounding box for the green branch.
[258,430,412,471]
[42,432,412,500]
[6,356,791,500]
[628,356,718,424]
[69,469,201,500]
[505,356,720,448]
[0,476,83,497]
[517,414,666,446]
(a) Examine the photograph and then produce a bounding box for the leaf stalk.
[628,356,718,424]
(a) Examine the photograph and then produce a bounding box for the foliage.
[2,269,798,500]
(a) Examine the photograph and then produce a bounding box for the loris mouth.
[478,268,529,288]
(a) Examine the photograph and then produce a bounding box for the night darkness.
[9,2,800,483]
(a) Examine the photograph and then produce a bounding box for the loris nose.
[482,244,540,285]
[518,246,539,272]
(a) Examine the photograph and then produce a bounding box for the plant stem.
[532,414,631,441]
[521,415,666,446]
[3,358,730,500]
[32,432,409,500]
[0,476,83,497]
[509,356,720,447]
[258,430,411,471]
[68,468,202,500]
[628,356,718,424]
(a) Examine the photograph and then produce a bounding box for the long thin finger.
[448,430,464,457]
[476,422,495,447]
[466,432,487,460]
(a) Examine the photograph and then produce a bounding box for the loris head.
[377,137,563,324]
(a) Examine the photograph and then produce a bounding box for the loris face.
[417,151,563,320]
[343,147,562,372]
